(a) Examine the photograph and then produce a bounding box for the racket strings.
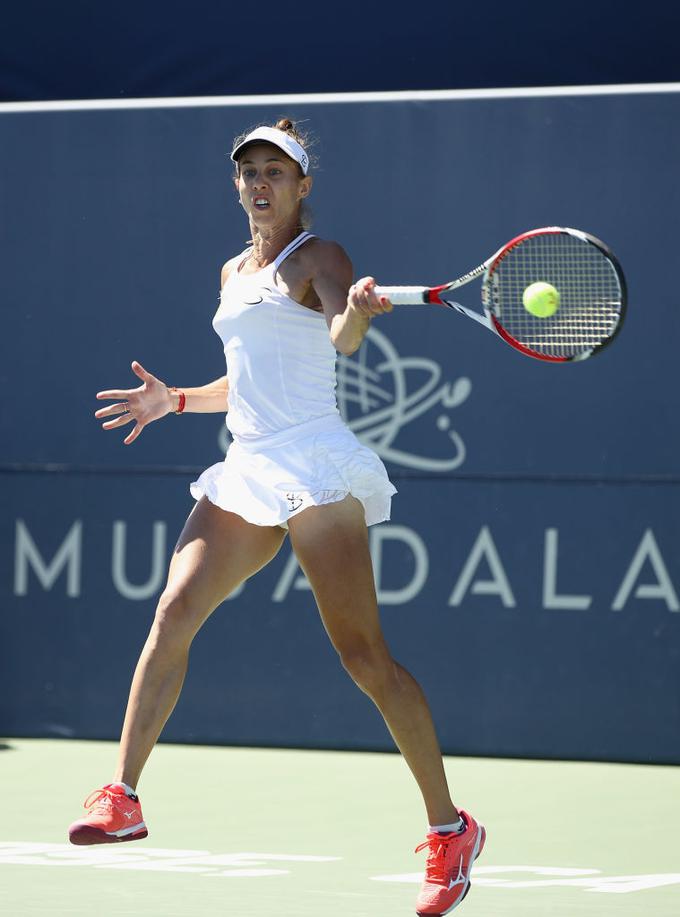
[491,234,623,358]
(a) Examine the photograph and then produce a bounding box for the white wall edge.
[1,82,679,114]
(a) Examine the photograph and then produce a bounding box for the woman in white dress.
[69,119,485,916]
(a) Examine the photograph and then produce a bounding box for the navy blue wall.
[1,89,679,763]
[1,1,679,101]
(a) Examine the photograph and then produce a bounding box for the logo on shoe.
[448,855,466,889]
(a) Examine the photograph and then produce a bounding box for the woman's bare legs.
[114,498,286,789]
[287,496,458,826]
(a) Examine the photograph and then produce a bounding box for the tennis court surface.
[2,738,679,916]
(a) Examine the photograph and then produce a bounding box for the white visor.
[230,126,310,175]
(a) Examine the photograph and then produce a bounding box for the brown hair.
[272,117,313,168]
[231,117,317,229]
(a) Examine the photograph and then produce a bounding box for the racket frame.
[375,227,627,362]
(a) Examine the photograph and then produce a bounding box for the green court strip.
[1,739,679,916]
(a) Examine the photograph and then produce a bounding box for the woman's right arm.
[169,375,229,414]
[95,362,229,445]
[96,260,234,445]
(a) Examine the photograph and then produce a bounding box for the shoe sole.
[69,825,149,846]
[416,824,486,917]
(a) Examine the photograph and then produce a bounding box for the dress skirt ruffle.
[190,413,396,529]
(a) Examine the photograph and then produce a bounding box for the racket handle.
[374,285,428,305]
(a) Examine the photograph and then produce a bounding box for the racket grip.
[374,285,428,305]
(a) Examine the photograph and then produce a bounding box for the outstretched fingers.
[131,360,153,381]
[99,409,145,444]
[123,422,145,446]
[96,388,134,402]
[96,398,147,443]
[95,400,132,419]
[101,412,135,430]
[94,361,164,445]
[96,361,152,403]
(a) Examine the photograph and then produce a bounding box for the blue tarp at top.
[1,0,679,102]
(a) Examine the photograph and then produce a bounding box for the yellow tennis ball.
[522,281,560,318]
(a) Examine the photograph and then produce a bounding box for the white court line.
[370,866,680,895]
[1,82,679,114]
[0,841,341,875]
[3,845,679,894]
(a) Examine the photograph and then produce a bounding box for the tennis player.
[68,119,485,915]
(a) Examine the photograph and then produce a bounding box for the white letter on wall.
[369,525,428,605]
[14,519,82,598]
[112,521,166,601]
[543,528,592,610]
[448,526,516,608]
[611,529,679,611]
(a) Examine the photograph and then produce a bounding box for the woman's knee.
[338,640,395,697]
[151,587,209,649]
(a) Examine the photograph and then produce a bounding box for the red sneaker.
[68,784,148,845]
[415,811,486,915]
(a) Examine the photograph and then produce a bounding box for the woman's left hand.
[348,277,393,317]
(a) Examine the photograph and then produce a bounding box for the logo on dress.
[243,286,274,305]
[286,493,304,512]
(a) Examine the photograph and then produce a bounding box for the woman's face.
[235,142,311,228]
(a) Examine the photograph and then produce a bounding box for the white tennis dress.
[190,231,397,528]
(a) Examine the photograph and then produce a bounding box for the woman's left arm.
[310,241,392,356]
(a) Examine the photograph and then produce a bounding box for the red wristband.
[170,388,186,414]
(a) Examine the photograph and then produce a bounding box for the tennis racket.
[375,227,626,362]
